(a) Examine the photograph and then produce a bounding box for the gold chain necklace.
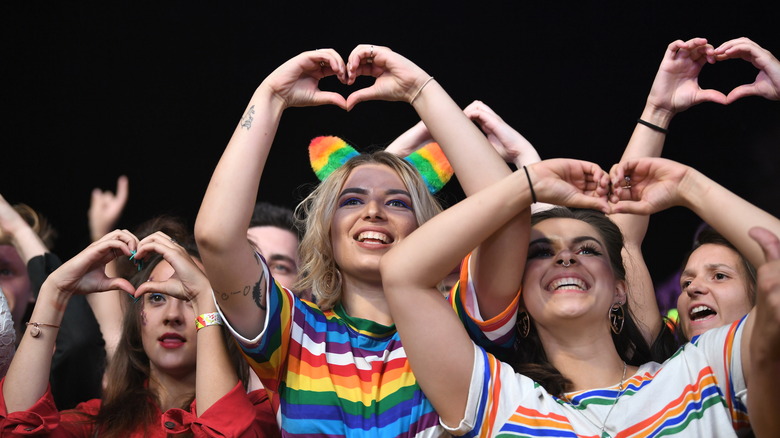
[564,361,627,438]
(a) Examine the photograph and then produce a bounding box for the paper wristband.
[195,312,223,330]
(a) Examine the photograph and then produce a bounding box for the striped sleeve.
[449,253,520,361]
[216,257,294,394]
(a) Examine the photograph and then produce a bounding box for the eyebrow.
[338,187,412,198]
[529,236,603,247]
[268,253,297,268]
[681,263,737,278]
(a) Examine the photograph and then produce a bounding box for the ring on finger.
[366,45,374,64]
[623,176,632,189]
[319,60,326,68]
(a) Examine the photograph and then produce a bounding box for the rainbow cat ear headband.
[308,136,453,194]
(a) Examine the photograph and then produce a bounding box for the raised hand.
[46,230,137,298]
[88,175,129,242]
[527,159,610,212]
[645,38,727,117]
[133,232,211,307]
[463,100,540,167]
[259,48,348,109]
[344,44,431,110]
[712,37,780,103]
[607,158,690,215]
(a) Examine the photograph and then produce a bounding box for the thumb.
[103,278,136,296]
[749,227,780,262]
[345,86,379,111]
[726,84,757,103]
[696,89,728,105]
[312,91,348,110]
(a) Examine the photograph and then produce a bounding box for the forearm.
[681,170,780,267]
[195,85,282,335]
[8,226,47,264]
[411,80,511,193]
[193,297,238,416]
[85,290,124,361]
[3,284,68,412]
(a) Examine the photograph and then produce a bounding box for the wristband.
[636,118,668,134]
[195,312,223,330]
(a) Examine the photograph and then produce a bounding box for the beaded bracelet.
[195,312,223,331]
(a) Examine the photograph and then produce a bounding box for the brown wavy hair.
[511,208,652,397]
[88,216,249,438]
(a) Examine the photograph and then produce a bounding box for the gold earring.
[609,303,625,335]
[518,310,531,338]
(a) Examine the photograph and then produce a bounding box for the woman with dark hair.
[0,220,277,437]
[381,156,780,436]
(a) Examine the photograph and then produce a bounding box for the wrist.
[640,102,675,128]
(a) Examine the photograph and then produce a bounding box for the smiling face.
[330,164,419,284]
[522,218,625,331]
[677,244,754,339]
[140,260,197,380]
[0,245,32,326]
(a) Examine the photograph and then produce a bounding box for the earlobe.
[614,280,627,305]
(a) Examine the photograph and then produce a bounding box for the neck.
[148,367,196,411]
[537,325,628,392]
[340,274,392,325]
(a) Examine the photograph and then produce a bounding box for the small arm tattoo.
[253,269,267,311]
[240,105,255,129]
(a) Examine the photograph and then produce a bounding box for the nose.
[684,277,709,297]
[556,250,576,267]
[163,298,186,326]
[363,199,385,220]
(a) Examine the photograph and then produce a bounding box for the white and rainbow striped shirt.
[446,317,750,437]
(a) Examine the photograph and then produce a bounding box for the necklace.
[564,361,627,438]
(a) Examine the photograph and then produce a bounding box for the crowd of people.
[0,37,778,437]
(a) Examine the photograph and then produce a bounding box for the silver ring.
[623,176,632,189]
[367,45,374,64]
[561,260,571,267]
[319,60,326,68]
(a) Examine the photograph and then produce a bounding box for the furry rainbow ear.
[309,136,360,181]
[403,142,453,194]
[308,136,453,194]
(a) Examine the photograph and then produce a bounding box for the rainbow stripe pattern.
[403,142,453,194]
[309,136,360,182]
[229,266,445,437]
[308,136,453,194]
[454,317,750,437]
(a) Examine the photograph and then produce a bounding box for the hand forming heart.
[259,44,434,112]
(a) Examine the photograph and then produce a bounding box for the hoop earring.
[333,268,343,293]
[518,310,531,338]
[609,303,625,335]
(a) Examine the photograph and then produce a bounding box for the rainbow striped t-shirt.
[220,258,513,437]
[445,316,750,437]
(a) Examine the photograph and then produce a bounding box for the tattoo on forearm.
[253,269,267,311]
[240,105,255,129]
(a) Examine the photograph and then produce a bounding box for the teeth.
[690,305,716,320]
[357,231,390,244]
[549,277,587,291]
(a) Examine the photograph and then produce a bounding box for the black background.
[4,2,780,286]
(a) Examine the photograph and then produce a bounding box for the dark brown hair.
[510,208,651,397]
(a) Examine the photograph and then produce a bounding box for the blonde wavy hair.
[294,151,442,310]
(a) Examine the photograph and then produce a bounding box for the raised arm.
[2,230,137,413]
[134,232,231,415]
[86,176,130,361]
[613,38,728,344]
[610,158,780,269]
[345,45,524,318]
[382,159,609,425]
[195,50,347,338]
[742,227,780,437]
